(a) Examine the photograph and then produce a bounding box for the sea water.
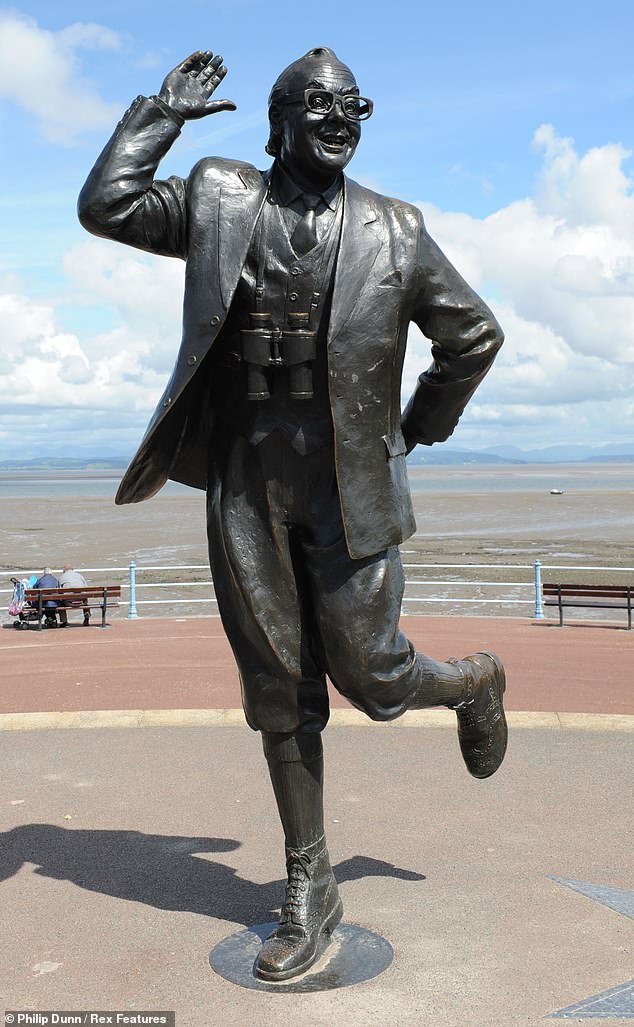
[1,463,633,498]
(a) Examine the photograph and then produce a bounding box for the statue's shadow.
[0,825,425,927]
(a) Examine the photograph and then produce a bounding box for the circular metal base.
[209,921,393,993]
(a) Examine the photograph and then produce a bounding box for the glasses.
[281,88,373,121]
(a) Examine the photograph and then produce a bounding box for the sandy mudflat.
[2,464,633,620]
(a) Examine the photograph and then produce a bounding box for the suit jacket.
[78,96,504,559]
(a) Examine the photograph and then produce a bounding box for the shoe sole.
[454,649,509,776]
[254,896,344,982]
[464,651,508,780]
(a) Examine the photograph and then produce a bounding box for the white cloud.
[56,22,121,51]
[0,12,122,143]
[3,123,634,458]
[0,240,185,458]
[532,124,634,233]
[63,239,185,374]
[405,125,634,448]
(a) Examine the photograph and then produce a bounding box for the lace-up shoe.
[254,836,342,981]
[448,651,507,779]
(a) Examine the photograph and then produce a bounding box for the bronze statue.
[79,46,507,982]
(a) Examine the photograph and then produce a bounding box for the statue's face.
[276,64,361,185]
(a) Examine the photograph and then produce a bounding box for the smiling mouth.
[318,133,350,153]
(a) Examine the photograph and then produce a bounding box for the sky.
[1,0,634,460]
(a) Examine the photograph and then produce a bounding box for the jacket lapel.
[329,176,382,343]
[218,166,268,309]
[217,169,382,334]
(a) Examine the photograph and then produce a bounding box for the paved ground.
[1,615,632,1025]
[1,613,633,719]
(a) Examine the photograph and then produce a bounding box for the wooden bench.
[24,586,121,630]
[543,583,632,629]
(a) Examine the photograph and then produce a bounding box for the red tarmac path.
[1,613,632,718]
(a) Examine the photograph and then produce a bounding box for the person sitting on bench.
[33,567,60,628]
[58,566,90,627]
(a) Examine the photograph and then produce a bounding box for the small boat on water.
[549,488,565,495]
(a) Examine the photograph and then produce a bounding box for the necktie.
[290,193,320,256]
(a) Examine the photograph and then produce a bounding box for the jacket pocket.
[381,431,414,536]
[382,431,408,458]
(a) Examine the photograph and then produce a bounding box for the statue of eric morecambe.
[79,47,507,981]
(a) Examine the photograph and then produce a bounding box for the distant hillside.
[407,442,634,465]
[407,448,517,466]
[2,443,634,472]
[479,442,634,463]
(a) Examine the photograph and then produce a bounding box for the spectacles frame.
[278,88,373,121]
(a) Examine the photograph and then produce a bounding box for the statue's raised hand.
[158,50,236,119]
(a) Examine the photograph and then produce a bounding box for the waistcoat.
[211,184,343,454]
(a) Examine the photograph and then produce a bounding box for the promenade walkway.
[2,613,632,721]
[1,615,632,1025]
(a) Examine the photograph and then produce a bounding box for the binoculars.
[241,312,316,401]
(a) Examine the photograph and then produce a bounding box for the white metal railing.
[3,559,633,620]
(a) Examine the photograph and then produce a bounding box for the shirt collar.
[271,161,341,211]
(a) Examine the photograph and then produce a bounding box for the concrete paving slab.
[1,723,632,1026]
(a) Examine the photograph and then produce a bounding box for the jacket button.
[210,315,220,326]
[187,354,197,366]
[163,397,172,407]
